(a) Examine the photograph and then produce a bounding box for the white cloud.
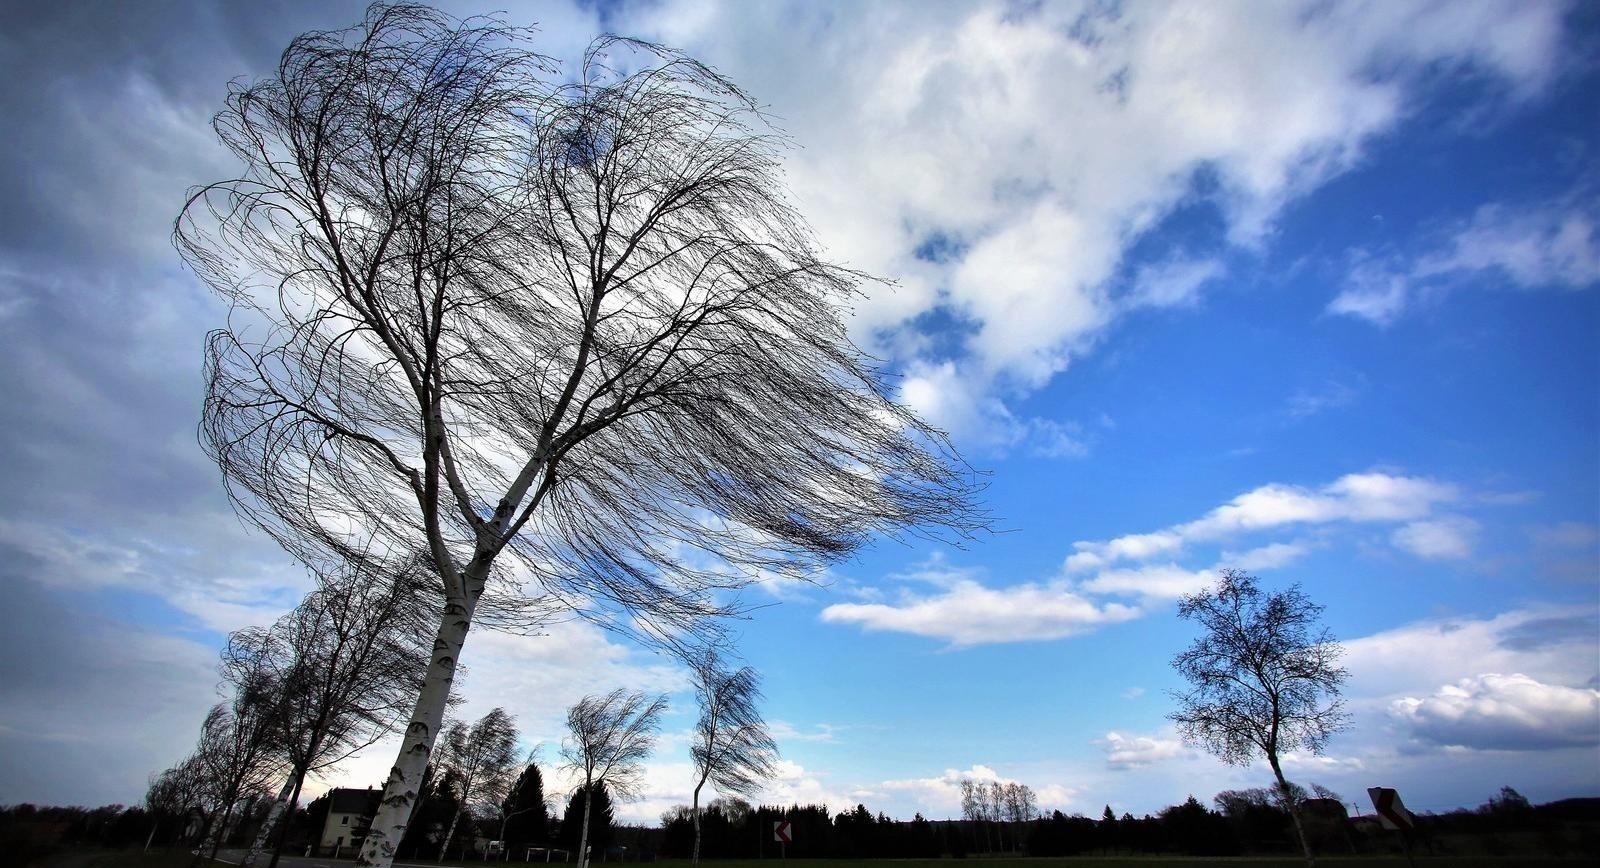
[1080,564,1215,600]
[1391,673,1600,751]
[1098,731,1191,769]
[825,470,1487,646]
[1331,199,1600,324]
[1123,257,1226,311]
[820,577,1141,647]
[1391,516,1480,560]
[897,359,1090,458]
[1286,379,1361,419]
[1221,540,1313,571]
[638,0,1569,446]
[1343,607,1598,705]
[1067,472,1458,572]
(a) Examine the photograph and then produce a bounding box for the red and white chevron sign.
[1367,786,1416,831]
[773,820,792,844]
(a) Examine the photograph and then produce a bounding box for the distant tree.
[1158,795,1238,856]
[688,652,778,866]
[177,7,983,867]
[1099,805,1119,853]
[145,761,207,851]
[500,760,550,850]
[397,766,461,859]
[243,562,432,868]
[436,708,521,859]
[562,690,666,868]
[1169,570,1349,868]
[193,645,286,865]
[1000,783,1037,852]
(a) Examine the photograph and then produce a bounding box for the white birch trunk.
[355,593,474,868]
[576,784,594,868]
[241,777,295,868]
[438,805,465,861]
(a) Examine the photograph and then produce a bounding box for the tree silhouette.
[435,708,520,859]
[689,651,778,866]
[1169,569,1349,868]
[562,690,665,868]
[241,561,432,868]
[176,7,982,865]
[500,761,550,851]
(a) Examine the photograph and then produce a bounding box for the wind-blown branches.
[563,690,666,868]
[240,557,434,868]
[688,651,777,866]
[177,6,984,866]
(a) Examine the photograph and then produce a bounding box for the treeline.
[655,786,1600,860]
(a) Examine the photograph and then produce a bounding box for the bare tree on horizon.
[1169,569,1350,868]
[241,559,434,868]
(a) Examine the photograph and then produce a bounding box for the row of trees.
[142,617,778,867]
[650,788,1599,861]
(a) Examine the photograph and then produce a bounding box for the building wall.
[320,811,371,851]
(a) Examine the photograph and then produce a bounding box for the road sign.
[773,820,792,844]
[1367,786,1416,831]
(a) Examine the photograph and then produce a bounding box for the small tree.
[688,653,778,866]
[436,708,521,859]
[562,690,666,868]
[1169,570,1349,868]
[243,561,432,868]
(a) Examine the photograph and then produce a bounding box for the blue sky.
[1,0,1596,825]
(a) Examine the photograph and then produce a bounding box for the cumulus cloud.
[1098,731,1191,769]
[639,0,1569,446]
[1391,673,1600,751]
[1344,607,1599,704]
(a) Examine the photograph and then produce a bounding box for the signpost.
[1367,787,1417,866]
[774,820,791,859]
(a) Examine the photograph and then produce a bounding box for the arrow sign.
[1367,786,1416,831]
[773,820,792,844]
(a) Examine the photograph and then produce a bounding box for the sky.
[1,0,1597,827]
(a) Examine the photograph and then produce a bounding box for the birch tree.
[562,690,666,868]
[688,653,777,867]
[190,692,282,865]
[1169,570,1349,868]
[177,6,982,866]
[242,561,433,868]
[435,708,521,860]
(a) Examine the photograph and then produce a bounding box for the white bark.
[241,777,295,868]
[438,805,465,861]
[576,784,594,868]
[355,593,473,868]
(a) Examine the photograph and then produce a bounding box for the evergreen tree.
[502,763,550,848]
[559,785,615,857]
